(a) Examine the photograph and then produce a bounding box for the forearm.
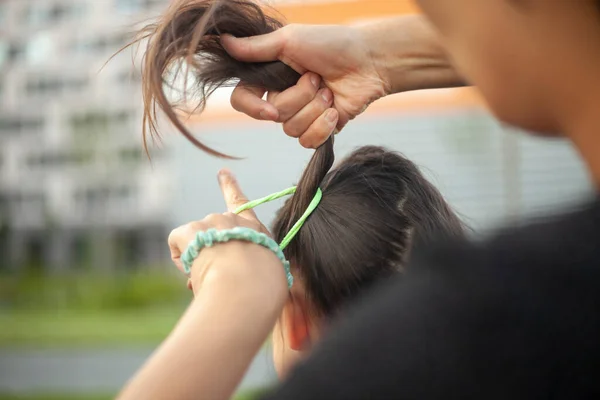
[117,256,287,400]
[360,14,467,95]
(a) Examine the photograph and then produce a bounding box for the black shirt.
[263,197,600,399]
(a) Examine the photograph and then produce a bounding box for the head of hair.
[133,0,465,316]
[272,145,465,316]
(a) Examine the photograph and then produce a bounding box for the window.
[25,76,88,96]
[0,4,5,26]
[0,40,8,68]
[25,151,93,168]
[72,33,129,56]
[74,185,137,218]
[119,148,143,163]
[115,0,162,14]
[3,42,24,64]
[70,110,134,138]
[24,2,87,26]
[0,116,44,135]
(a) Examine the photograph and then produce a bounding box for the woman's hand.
[223,14,465,148]
[168,169,287,297]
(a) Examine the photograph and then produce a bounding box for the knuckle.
[298,134,314,149]
[230,87,242,110]
[167,228,178,245]
[187,220,205,232]
[300,82,317,102]
[230,194,248,206]
[203,213,221,225]
[283,121,302,138]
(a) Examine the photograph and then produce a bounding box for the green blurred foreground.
[0,272,271,399]
[0,271,188,346]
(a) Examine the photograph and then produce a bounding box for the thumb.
[221,31,285,63]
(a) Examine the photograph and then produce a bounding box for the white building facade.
[0,0,594,273]
[0,0,173,271]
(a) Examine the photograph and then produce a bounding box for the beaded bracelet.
[181,227,294,289]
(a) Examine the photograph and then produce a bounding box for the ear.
[282,294,311,352]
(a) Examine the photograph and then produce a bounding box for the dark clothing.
[264,197,600,399]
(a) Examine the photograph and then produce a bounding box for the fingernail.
[325,109,337,124]
[310,74,320,89]
[321,89,332,103]
[217,168,232,183]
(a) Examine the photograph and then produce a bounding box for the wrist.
[192,241,289,307]
[359,14,466,95]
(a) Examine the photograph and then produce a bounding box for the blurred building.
[0,0,594,273]
[0,0,172,272]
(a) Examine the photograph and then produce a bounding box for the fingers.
[268,72,321,122]
[217,169,257,220]
[221,31,285,62]
[231,83,279,121]
[298,108,339,149]
[167,226,187,274]
[282,87,333,138]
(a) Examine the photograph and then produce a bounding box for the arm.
[361,14,467,95]
[117,172,288,400]
[224,14,467,148]
[117,254,286,400]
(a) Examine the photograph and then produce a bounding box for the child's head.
[415,0,600,136]
[269,145,465,376]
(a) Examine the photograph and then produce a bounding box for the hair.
[133,0,466,316]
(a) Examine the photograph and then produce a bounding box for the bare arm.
[117,172,288,400]
[362,14,466,94]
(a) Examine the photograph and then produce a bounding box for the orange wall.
[276,0,420,24]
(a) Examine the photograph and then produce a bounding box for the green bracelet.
[181,227,293,288]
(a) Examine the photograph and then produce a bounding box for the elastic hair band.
[233,186,323,250]
[181,227,293,288]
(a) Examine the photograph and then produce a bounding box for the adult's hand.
[223,14,465,148]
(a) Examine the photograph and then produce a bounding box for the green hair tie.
[181,187,322,289]
[234,186,323,250]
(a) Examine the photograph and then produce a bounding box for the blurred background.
[0,0,593,399]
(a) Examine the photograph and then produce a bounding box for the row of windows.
[24,148,144,168]
[0,186,138,212]
[70,110,136,138]
[25,76,88,96]
[74,186,136,204]
[24,2,88,27]
[0,0,163,29]
[70,33,130,57]
[0,111,135,137]
[0,32,131,69]
[0,116,44,134]
[115,0,165,14]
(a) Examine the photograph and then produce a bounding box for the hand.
[223,15,463,149]
[223,23,388,148]
[168,169,286,295]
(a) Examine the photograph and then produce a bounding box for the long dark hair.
[133,0,465,316]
